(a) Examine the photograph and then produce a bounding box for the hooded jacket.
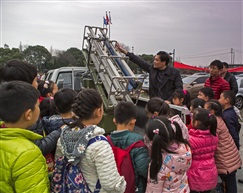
[187,128,218,191]
[55,125,126,193]
[0,127,49,193]
[146,143,192,193]
[215,116,241,174]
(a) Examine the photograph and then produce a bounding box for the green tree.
[23,45,51,72]
[0,47,24,67]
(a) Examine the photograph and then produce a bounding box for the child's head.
[0,81,40,128]
[145,116,189,181]
[113,101,137,131]
[172,89,191,109]
[204,99,222,117]
[218,90,236,109]
[190,98,205,112]
[198,87,214,101]
[209,60,223,78]
[54,88,78,114]
[37,80,58,98]
[39,97,58,118]
[71,88,103,127]
[145,97,172,118]
[0,60,38,89]
[191,108,217,136]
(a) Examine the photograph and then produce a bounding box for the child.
[145,116,192,192]
[54,88,126,192]
[190,98,205,112]
[205,99,241,193]
[0,59,61,156]
[109,101,150,193]
[204,60,230,99]
[39,97,57,118]
[42,88,78,134]
[187,108,218,193]
[197,87,214,101]
[219,90,240,149]
[0,81,49,192]
[145,97,189,140]
[172,89,191,109]
[37,80,58,102]
[0,59,38,89]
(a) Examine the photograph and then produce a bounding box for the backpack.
[106,136,146,193]
[51,135,107,193]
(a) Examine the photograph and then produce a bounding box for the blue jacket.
[223,107,240,149]
[42,115,73,134]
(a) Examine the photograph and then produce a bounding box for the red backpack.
[107,136,146,193]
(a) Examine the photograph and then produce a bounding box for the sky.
[1,0,243,67]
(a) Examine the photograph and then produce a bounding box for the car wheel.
[235,96,243,109]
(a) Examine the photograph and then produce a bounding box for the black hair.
[0,81,39,123]
[54,88,78,114]
[37,80,55,97]
[145,97,172,118]
[192,108,217,136]
[209,60,223,70]
[39,97,58,118]
[156,51,170,65]
[145,116,189,182]
[205,99,223,117]
[199,87,214,99]
[221,90,236,106]
[71,88,103,128]
[190,98,205,111]
[222,62,229,68]
[172,89,191,109]
[0,60,37,84]
[114,101,137,125]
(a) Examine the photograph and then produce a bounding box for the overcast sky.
[1,0,242,67]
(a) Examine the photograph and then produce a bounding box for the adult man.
[204,60,230,99]
[115,43,183,103]
[221,62,238,94]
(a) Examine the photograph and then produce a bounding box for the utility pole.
[230,48,234,64]
[169,49,175,67]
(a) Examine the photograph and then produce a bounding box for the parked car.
[182,74,209,99]
[236,77,243,109]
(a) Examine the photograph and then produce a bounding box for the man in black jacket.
[221,62,238,94]
[116,43,183,103]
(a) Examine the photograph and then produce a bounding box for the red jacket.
[204,76,230,99]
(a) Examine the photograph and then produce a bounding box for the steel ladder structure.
[82,26,145,112]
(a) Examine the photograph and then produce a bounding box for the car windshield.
[182,76,197,84]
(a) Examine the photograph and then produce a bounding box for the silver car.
[236,76,243,109]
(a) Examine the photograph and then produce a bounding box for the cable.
[182,52,230,59]
[180,49,229,57]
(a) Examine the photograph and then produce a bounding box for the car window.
[194,77,208,84]
[182,76,196,84]
[56,72,72,90]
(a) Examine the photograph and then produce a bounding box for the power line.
[180,49,229,57]
[182,52,230,59]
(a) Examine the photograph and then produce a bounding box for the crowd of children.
[0,59,242,193]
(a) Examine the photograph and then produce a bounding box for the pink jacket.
[187,128,218,192]
[146,143,192,193]
[215,117,242,174]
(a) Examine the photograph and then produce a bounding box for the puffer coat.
[0,127,49,193]
[215,116,242,174]
[187,128,218,192]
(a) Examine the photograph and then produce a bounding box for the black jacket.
[224,71,238,94]
[28,118,61,155]
[127,52,183,101]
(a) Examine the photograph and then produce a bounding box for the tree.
[23,45,51,72]
[0,47,24,67]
